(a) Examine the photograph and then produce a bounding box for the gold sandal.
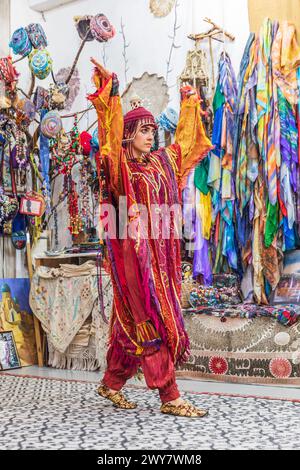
[160,400,208,418]
[97,384,137,409]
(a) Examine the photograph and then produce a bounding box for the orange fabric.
[272,21,300,105]
[175,91,213,190]
[88,73,124,198]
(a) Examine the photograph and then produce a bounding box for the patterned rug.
[0,373,299,450]
[179,315,300,385]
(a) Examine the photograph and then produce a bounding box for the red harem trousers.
[102,342,180,403]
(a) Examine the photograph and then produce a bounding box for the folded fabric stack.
[184,302,300,327]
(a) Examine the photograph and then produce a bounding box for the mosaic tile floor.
[0,373,299,450]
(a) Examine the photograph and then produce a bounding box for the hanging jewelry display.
[79,153,91,230]
[64,176,83,235]
[15,128,29,169]
[50,115,80,176]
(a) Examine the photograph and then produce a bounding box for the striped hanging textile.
[235,39,258,215]
[207,52,238,272]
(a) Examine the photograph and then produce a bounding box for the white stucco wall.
[3,0,250,260]
[10,0,250,130]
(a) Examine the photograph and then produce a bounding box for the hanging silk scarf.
[207,52,238,272]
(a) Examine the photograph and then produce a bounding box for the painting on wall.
[0,279,37,366]
[0,330,21,370]
[273,251,300,304]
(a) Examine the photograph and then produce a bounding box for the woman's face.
[132,125,156,154]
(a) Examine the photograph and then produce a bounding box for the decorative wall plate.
[122,72,169,117]
[149,0,176,18]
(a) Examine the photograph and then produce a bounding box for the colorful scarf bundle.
[0,57,19,92]
[9,27,32,56]
[233,19,300,304]
[41,110,62,138]
[205,53,238,273]
[26,23,48,49]
[156,107,179,134]
[90,14,115,42]
[74,15,94,41]
[29,49,53,80]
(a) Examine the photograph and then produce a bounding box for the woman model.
[89,58,213,418]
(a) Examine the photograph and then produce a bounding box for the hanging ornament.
[41,110,62,138]
[74,15,94,41]
[9,28,32,57]
[90,14,115,42]
[50,116,80,176]
[149,0,176,17]
[48,82,69,110]
[80,131,92,156]
[156,107,179,133]
[25,23,48,49]
[180,48,210,90]
[33,86,49,111]
[14,96,36,126]
[29,49,53,80]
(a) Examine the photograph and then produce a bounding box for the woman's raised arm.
[88,58,124,199]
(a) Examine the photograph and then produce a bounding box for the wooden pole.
[26,231,44,367]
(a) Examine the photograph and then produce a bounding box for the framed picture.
[0,330,21,370]
[20,195,44,217]
[0,279,37,366]
[273,274,300,304]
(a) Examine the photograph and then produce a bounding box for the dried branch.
[102,43,108,68]
[61,105,93,119]
[87,119,97,133]
[120,18,130,85]
[66,28,91,84]
[17,87,30,100]
[12,55,26,65]
[188,18,235,43]
[42,191,68,229]
[28,71,36,97]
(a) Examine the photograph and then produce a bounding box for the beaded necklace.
[15,128,28,169]
[79,153,91,229]
[50,115,80,176]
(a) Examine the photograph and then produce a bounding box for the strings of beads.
[15,128,28,169]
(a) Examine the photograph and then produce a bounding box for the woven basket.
[181,278,197,308]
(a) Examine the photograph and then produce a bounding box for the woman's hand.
[90,57,111,80]
[180,85,198,101]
